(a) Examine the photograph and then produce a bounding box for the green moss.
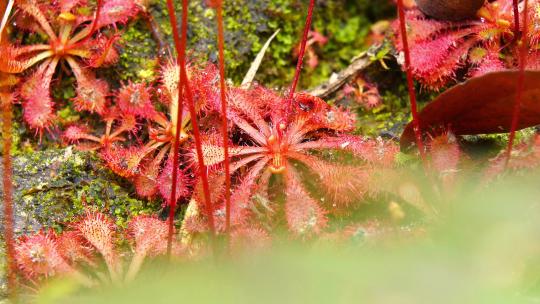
[114,20,159,82]
[356,105,410,138]
[463,128,537,146]
[258,0,395,89]
[458,128,538,159]
[52,75,77,101]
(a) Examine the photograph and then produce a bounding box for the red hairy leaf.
[75,212,120,282]
[116,81,156,118]
[58,0,87,13]
[55,230,96,267]
[97,0,139,28]
[15,233,74,279]
[230,226,271,254]
[101,145,146,178]
[506,0,529,168]
[285,168,328,237]
[86,34,121,68]
[128,215,168,257]
[134,161,160,198]
[158,159,190,204]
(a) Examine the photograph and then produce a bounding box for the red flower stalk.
[1,72,17,300]
[165,0,187,256]
[165,0,216,257]
[181,58,217,237]
[513,0,520,39]
[285,0,315,119]
[208,0,232,235]
[506,0,529,168]
[0,0,139,134]
[396,0,425,160]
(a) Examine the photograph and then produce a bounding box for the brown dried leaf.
[401,71,540,149]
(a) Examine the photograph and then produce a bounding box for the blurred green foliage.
[29,172,540,304]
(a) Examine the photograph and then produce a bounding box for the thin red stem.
[165,0,186,257]
[397,0,426,160]
[66,0,102,50]
[181,62,217,236]
[2,93,17,300]
[214,1,231,235]
[506,0,528,168]
[284,0,315,119]
[165,0,216,257]
[513,0,521,41]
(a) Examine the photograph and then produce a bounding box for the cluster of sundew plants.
[0,0,400,295]
[3,0,540,300]
[393,0,539,162]
[13,212,175,289]
[0,0,143,137]
[392,0,540,90]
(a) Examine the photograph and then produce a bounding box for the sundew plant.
[2,0,540,302]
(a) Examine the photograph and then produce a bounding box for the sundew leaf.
[401,71,540,149]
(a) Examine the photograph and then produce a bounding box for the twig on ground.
[308,52,371,98]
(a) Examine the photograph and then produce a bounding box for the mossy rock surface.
[115,0,395,89]
[0,148,157,235]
